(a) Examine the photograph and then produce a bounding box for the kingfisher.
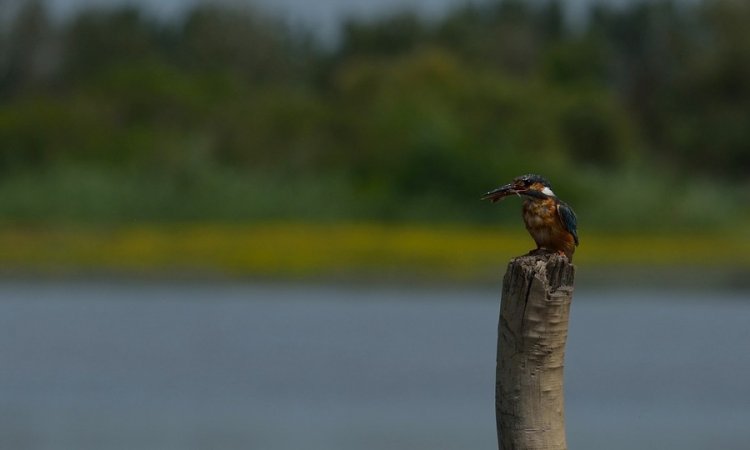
[482,174,578,261]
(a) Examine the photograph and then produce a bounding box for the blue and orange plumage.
[482,174,578,261]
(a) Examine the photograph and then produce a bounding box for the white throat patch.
[541,186,555,197]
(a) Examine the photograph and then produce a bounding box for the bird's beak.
[481,182,524,203]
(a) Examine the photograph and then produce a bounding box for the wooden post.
[496,253,575,450]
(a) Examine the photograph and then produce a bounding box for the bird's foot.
[526,248,571,261]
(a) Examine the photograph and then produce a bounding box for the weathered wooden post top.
[495,253,575,450]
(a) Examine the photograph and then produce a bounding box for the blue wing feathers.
[557,202,579,246]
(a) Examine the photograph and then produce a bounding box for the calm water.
[0,281,748,450]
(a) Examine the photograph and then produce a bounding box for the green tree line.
[0,0,747,229]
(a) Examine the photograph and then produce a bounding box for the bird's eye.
[524,179,534,186]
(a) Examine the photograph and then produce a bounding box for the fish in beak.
[481,182,525,203]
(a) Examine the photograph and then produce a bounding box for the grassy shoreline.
[1,222,748,282]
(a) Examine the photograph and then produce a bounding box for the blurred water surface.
[0,281,748,450]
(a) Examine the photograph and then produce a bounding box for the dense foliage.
[0,0,747,229]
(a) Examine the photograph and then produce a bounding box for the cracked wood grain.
[496,253,575,450]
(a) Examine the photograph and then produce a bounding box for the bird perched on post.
[482,174,578,261]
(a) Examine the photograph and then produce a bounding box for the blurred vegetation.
[0,0,748,233]
[2,223,748,281]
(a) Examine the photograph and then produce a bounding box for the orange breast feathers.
[522,199,577,259]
